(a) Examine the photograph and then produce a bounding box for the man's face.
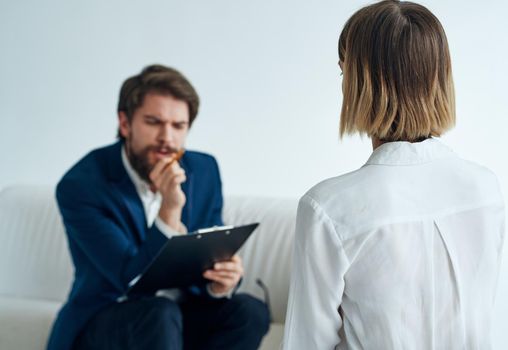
[119,92,190,182]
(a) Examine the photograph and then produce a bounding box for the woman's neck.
[371,136,431,150]
[371,137,385,150]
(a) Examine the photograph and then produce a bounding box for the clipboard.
[127,222,259,295]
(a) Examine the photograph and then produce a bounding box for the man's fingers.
[213,261,243,274]
[208,277,231,287]
[149,158,174,183]
[171,173,187,186]
[159,173,186,192]
[150,153,185,181]
[204,270,239,279]
[203,272,237,286]
[157,167,186,189]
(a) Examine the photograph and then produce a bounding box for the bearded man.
[46,65,269,350]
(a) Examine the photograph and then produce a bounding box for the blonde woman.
[283,1,505,349]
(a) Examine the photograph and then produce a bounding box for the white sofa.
[0,185,298,350]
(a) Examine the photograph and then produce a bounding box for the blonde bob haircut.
[338,0,455,142]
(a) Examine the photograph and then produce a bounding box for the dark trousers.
[74,293,270,350]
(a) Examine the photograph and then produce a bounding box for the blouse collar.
[365,138,455,166]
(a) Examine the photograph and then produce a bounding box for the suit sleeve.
[56,177,167,292]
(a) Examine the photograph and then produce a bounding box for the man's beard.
[125,140,155,184]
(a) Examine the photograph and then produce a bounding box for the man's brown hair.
[338,0,455,142]
[117,64,200,140]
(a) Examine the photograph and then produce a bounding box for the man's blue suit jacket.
[46,141,224,350]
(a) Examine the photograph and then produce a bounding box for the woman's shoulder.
[304,167,375,204]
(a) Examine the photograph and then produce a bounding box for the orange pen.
[163,148,185,170]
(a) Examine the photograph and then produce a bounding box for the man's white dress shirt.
[283,138,505,350]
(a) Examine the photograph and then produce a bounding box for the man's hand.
[149,155,186,231]
[204,255,244,295]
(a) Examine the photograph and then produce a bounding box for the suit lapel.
[114,178,147,242]
[180,155,193,230]
[106,142,147,242]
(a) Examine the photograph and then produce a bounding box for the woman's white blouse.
[283,139,505,350]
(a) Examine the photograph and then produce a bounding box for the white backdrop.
[1,0,507,347]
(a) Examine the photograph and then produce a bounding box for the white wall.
[1,0,507,347]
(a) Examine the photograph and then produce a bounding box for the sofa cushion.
[0,186,297,324]
[0,186,73,302]
[224,196,297,323]
[0,296,60,350]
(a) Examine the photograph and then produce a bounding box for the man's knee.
[143,297,183,332]
[227,294,270,334]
